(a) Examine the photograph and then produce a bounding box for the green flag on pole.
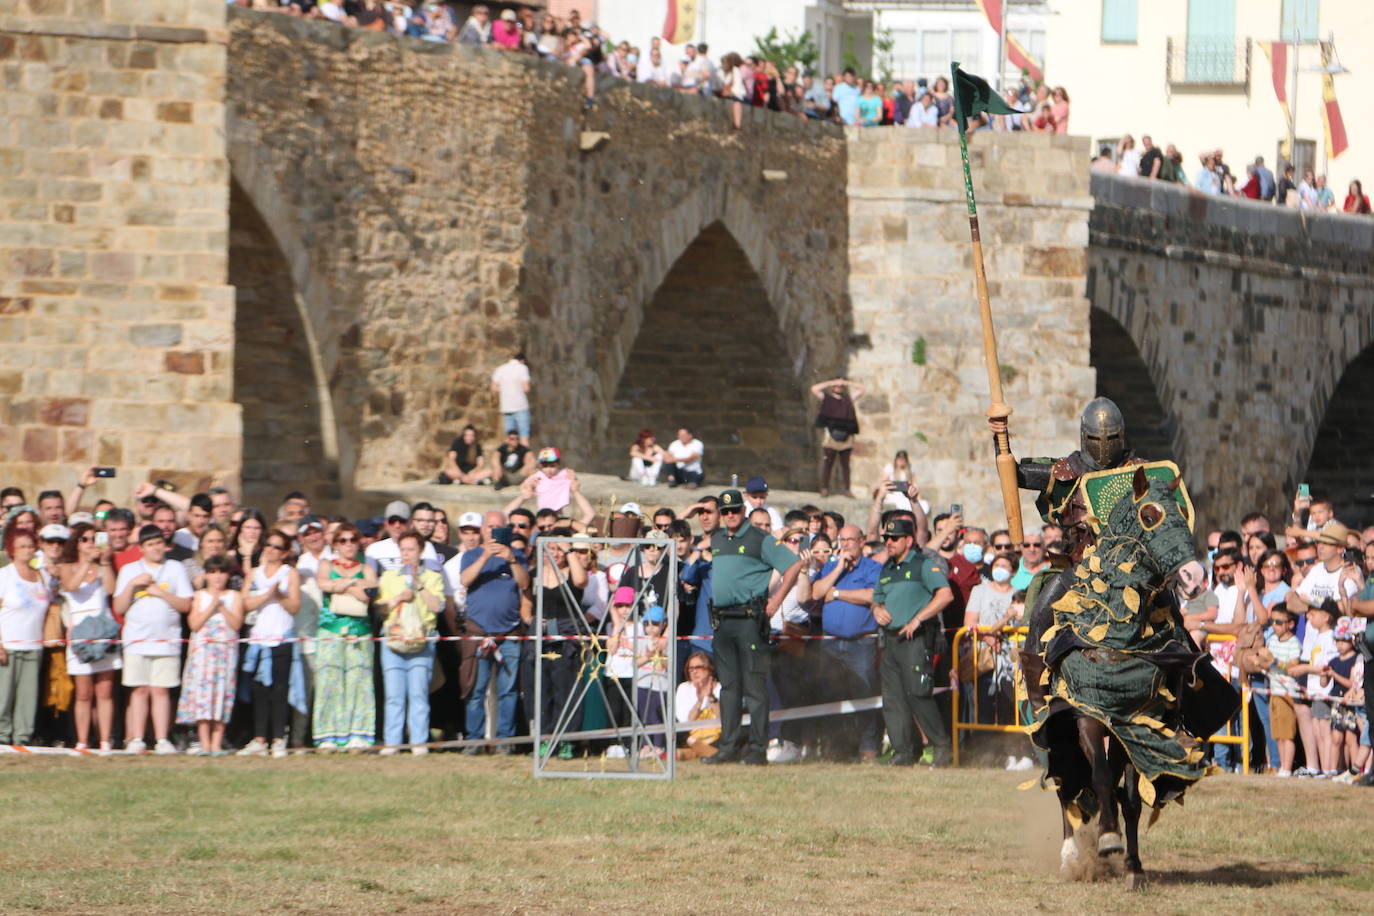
[951,62,1020,135]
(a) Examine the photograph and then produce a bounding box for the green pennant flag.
[951,62,1020,134]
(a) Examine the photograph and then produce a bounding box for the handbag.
[385,591,429,654]
[957,638,998,683]
[330,590,370,618]
[69,610,121,663]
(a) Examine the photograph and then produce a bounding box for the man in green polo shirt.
[873,517,953,767]
[702,489,803,766]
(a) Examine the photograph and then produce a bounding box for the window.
[889,27,981,81]
[1279,139,1316,181]
[1279,0,1318,41]
[1185,0,1237,84]
[1101,0,1139,44]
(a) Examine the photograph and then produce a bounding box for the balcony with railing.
[1165,36,1251,98]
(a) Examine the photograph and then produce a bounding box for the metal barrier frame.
[532,536,677,781]
[949,627,1250,773]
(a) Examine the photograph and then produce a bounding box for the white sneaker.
[378,746,399,756]
[270,738,288,759]
[186,741,201,756]
[153,739,178,756]
[411,746,429,756]
[1005,755,1020,771]
[125,738,147,753]
[605,745,627,759]
[1333,770,1356,785]
[1276,769,1292,778]
[1014,756,1036,771]
[237,738,268,757]
[343,737,371,751]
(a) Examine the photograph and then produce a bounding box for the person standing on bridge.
[701,490,805,766]
[490,351,531,447]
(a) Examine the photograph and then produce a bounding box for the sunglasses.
[644,544,664,550]
[882,535,904,542]
[719,507,743,515]
[1022,541,1043,548]
[785,537,802,545]
[993,543,1014,550]
[654,523,671,530]
[265,542,289,551]
[686,664,708,671]
[79,535,95,543]
[335,536,357,544]
[511,522,531,529]
[1261,560,1283,569]
[1214,563,1235,571]
[1295,558,1317,567]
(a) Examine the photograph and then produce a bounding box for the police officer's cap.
[718,489,744,509]
[882,518,915,538]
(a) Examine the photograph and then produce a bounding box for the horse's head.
[1105,467,1204,595]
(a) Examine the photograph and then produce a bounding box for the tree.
[873,26,895,84]
[751,27,819,75]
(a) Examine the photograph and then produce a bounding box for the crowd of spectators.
[2,454,1366,781]
[1092,136,1370,215]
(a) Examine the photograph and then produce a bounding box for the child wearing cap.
[1263,608,1302,776]
[1290,601,1338,777]
[603,585,638,758]
[634,605,670,758]
[1327,621,1368,783]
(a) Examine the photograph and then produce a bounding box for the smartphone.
[363,587,379,600]
[94,532,109,548]
[1297,483,1310,499]
[154,479,177,492]
[491,526,514,547]
[950,503,962,516]
[886,482,902,492]
[1344,547,1362,566]
[93,467,116,478]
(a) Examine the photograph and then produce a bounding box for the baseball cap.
[67,511,95,527]
[299,517,324,534]
[1315,521,1351,547]
[457,511,483,530]
[612,585,636,605]
[645,528,669,541]
[883,518,915,538]
[383,500,410,521]
[645,604,666,624]
[137,523,165,544]
[718,489,744,510]
[500,8,516,21]
[744,476,768,493]
[538,447,561,464]
[356,518,382,538]
[39,523,71,542]
[619,502,642,516]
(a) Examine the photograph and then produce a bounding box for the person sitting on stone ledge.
[662,428,705,489]
[437,425,494,486]
[490,430,535,490]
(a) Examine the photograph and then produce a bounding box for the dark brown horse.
[1020,469,1235,888]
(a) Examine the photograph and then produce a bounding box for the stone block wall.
[844,129,1096,529]
[0,0,237,504]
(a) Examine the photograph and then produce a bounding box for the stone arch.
[1089,308,1176,463]
[598,220,816,489]
[1086,256,1184,469]
[1303,340,1374,528]
[228,175,341,508]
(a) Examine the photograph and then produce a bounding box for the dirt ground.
[0,755,1368,913]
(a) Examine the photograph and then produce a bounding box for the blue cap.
[744,476,768,493]
[357,517,382,538]
[645,605,666,624]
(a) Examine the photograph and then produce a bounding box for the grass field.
[1,755,1369,914]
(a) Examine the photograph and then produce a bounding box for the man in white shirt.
[172,493,213,553]
[365,500,443,577]
[294,518,334,581]
[663,427,704,488]
[441,512,486,614]
[907,91,938,128]
[113,525,193,754]
[743,476,783,531]
[489,351,531,446]
[636,46,672,87]
[1286,522,1360,643]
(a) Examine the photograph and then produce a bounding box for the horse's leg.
[1075,716,1122,855]
[1056,779,1081,875]
[1117,759,1145,888]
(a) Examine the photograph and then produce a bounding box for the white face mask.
[991,566,1012,584]
[962,543,984,564]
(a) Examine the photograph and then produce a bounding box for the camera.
[1344,546,1362,566]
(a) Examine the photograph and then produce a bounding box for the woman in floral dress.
[313,523,378,749]
[176,555,242,755]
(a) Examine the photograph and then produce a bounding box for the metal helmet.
[1079,397,1127,469]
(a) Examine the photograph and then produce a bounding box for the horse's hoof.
[1097,831,1124,856]
[1124,870,1146,891]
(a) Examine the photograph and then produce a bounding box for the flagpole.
[951,63,1024,545]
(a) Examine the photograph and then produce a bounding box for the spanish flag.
[974,0,1045,84]
[661,0,697,45]
[1320,42,1348,159]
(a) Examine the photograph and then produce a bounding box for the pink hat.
[1333,618,1355,641]
[612,585,636,605]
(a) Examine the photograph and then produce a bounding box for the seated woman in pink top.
[491,9,522,50]
[502,447,596,525]
[1050,86,1070,134]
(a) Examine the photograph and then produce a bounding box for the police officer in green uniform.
[873,517,954,766]
[702,489,803,766]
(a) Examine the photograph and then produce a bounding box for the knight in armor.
[992,397,1142,566]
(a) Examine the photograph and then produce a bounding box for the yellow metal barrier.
[949,627,1250,773]
[950,626,1029,767]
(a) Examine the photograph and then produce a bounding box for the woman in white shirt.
[1116,134,1141,177]
[0,528,49,746]
[675,651,721,760]
[237,529,301,758]
[59,522,118,751]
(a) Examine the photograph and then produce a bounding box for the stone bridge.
[4,4,1371,532]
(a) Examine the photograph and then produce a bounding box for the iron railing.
[1166,36,1251,98]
